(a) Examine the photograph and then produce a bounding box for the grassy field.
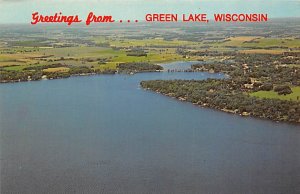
[239,49,285,54]
[219,36,261,47]
[250,87,300,101]
[3,65,27,71]
[43,67,70,73]
[1,36,299,72]
[94,37,201,48]
[0,46,192,71]
[242,38,300,48]
[215,37,300,49]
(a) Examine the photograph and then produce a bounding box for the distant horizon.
[0,0,299,24]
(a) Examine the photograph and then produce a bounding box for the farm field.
[1,22,300,73]
[0,22,299,80]
[0,46,193,72]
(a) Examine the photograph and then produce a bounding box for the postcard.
[0,0,299,193]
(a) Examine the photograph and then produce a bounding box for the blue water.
[160,61,201,70]
[0,62,299,194]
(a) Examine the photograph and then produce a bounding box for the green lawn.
[3,65,26,71]
[250,87,300,101]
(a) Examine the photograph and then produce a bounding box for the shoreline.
[0,70,166,84]
[142,87,300,125]
[1,62,165,84]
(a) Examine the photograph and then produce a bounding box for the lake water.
[0,62,299,194]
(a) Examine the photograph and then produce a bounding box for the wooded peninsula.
[141,52,300,123]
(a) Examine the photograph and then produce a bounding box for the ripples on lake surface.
[0,62,299,194]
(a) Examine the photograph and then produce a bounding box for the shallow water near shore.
[0,62,299,194]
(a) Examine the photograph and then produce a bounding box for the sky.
[0,0,299,24]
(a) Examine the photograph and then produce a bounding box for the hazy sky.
[0,0,299,24]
